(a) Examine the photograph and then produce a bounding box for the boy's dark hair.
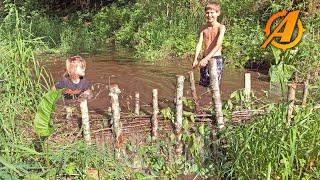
[205,1,221,11]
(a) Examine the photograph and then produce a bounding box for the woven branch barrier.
[53,72,267,139]
[53,72,309,153]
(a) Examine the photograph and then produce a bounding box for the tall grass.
[0,6,133,178]
[2,2,98,54]
[0,7,45,139]
[0,5,50,177]
[218,102,320,179]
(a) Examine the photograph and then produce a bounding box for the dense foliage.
[2,0,319,68]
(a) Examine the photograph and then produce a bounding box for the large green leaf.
[34,90,62,137]
[271,46,281,65]
[269,62,296,84]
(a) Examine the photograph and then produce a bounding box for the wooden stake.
[109,84,122,157]
[80,99,91,145]
[209,59,225,130]
[188,71,199,112]
[151,89,159,141]
[175,75,185,155]
[134,92,140,115]
[65,106,74,120]
[315,69,319,79]
[287,83,296,126]
[302,73,310,107]
[244,73,251,103]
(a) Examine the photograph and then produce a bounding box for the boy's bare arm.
[199,25,226,67]
[192,31,204,68]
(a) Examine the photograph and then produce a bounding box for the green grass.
[220,103,320,179]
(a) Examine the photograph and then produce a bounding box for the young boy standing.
[192,2,226,87]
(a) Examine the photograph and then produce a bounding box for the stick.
[188,71,199,112]
[109,84,122,158]
[209,59,225,130]
[151,89,159,141]
[287,83,296,126]
[302,73,310,107]
[80,99,91,145]
[244,73,251,105]
[134,92,140,115]
[175,75,185,155]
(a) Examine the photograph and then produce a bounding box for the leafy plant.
[269,46,296,96]
[33,89,62,137]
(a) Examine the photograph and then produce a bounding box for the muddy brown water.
[42,46,271,114]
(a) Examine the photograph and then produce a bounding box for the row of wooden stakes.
[79,71,314,154]
[77,60,254,155]
[75,60,239,154]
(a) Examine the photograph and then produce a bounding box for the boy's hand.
[77,90,93,102]
[192,60,198,68]
[77,95,88,102]
[199,59,208,67]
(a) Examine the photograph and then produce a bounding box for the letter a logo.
[261,10,305,51]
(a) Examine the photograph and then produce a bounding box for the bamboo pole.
[302,73,310,107]
[287,83,296,126]
[244,73,251,104]
[209,59,225,130]
[175,75,185,155]
[134,92,140,115]
[109,84,122,157]
[151,89,159,141]
[80,99,91,145]
[188,71,199,112]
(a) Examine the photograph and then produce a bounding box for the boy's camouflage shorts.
[199,56,223,87]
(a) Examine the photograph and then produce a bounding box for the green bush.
[60,25,95,53]
[92,4,130,41]
[29,13,62,48]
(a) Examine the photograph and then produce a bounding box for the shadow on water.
[42,45,271,113]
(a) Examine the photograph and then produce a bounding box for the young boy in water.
[54,55,92,102]
[192,1,226,87]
